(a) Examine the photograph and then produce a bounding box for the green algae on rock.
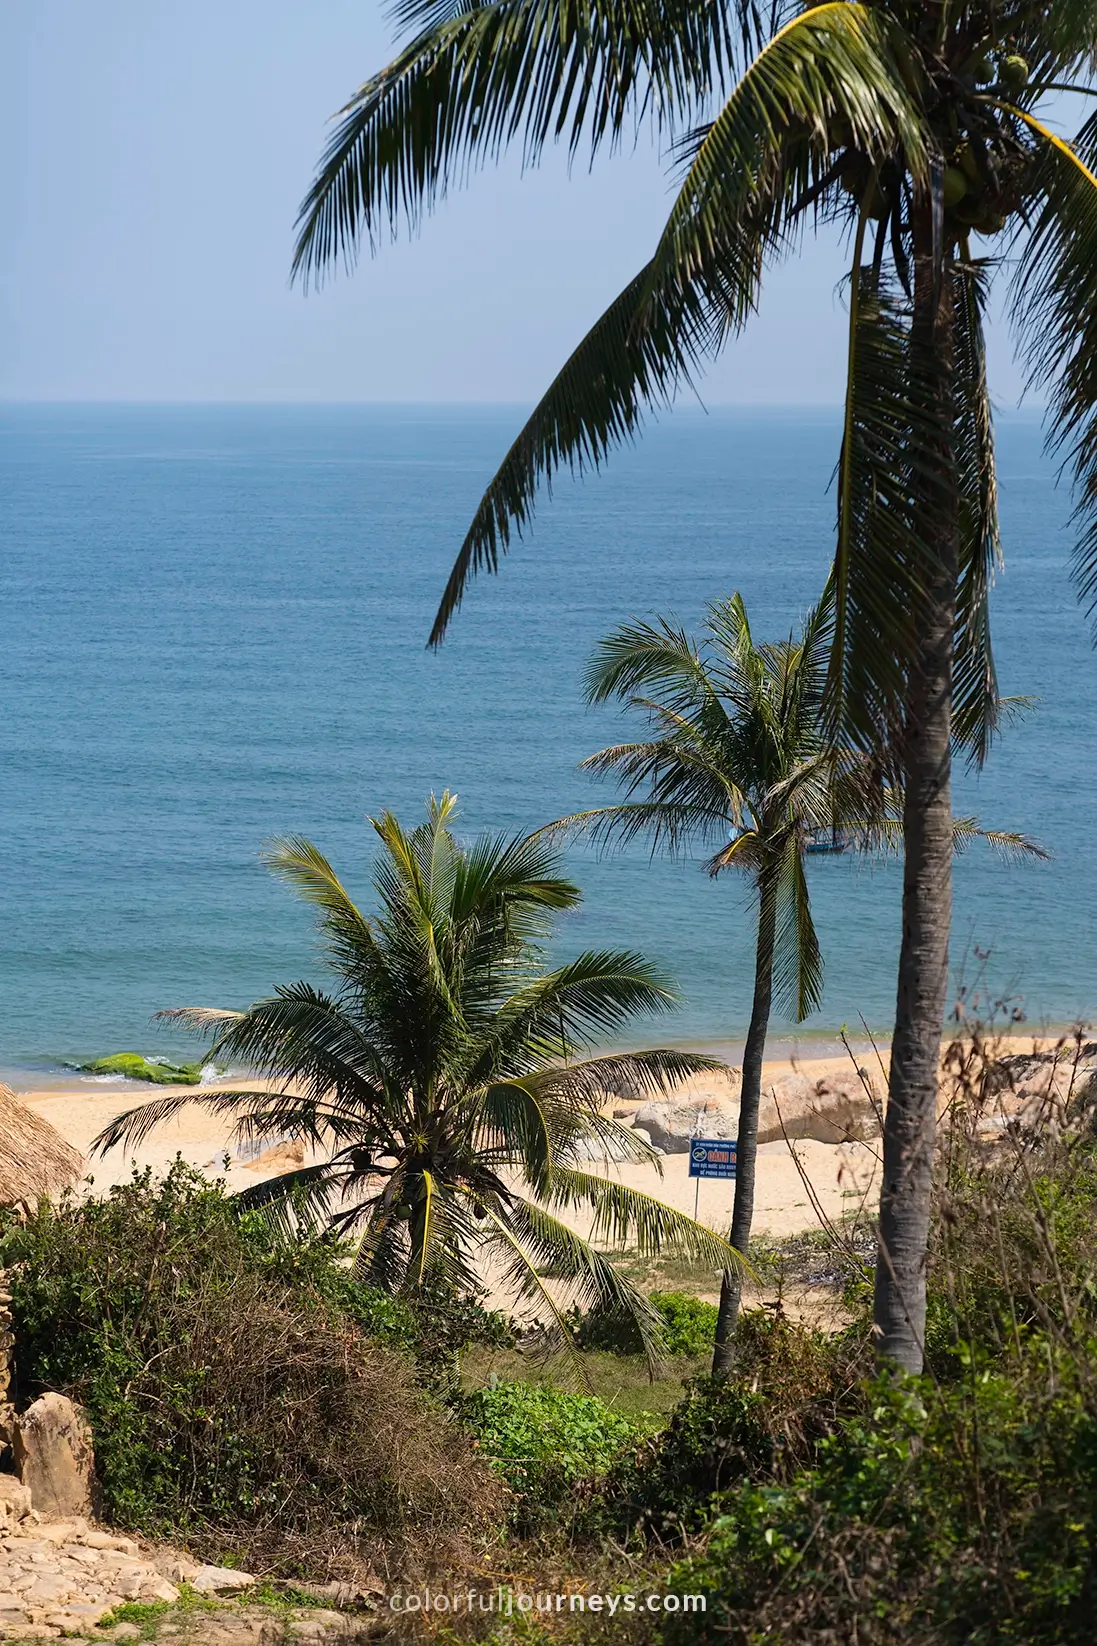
[81,1052,205,1085]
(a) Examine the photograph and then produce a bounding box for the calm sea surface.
[2,404,1094,1080]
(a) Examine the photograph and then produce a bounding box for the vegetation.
[551,593,1038,1377]
[570,1290,718,1359]
[1,1163,502,1571]
[463,1380,655,1530]
[79,1052,206,1085]
[93,795,740,1368]
[294,0,1097,1374]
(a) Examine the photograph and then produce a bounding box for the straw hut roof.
[0,1084,83,1207]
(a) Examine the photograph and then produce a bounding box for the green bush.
[659,1360,1097,1644]
[1,1163,502,1565]
[585,1309,865,1542]
[464,1379,655,1531]
[569,1291,718,1358]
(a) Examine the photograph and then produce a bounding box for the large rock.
[757,1071,880,1145]
[13,1392,94,1518]
[632,1096,738,1153]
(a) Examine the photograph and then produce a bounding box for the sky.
[1,1,1047,405]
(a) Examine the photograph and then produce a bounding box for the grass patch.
[462,1346,705,1422]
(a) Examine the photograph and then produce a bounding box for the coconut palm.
[93,794,739,1367]
[549,588,1042,1374]
[294,1,1097,1370]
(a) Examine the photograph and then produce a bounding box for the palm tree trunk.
[872,215,958,1375]
[711,881,776,1379]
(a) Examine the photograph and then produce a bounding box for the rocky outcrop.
[0,1471,33,1530]
[758,1070,880,1145]
[633,1072,881,1152]
[631,1096,738,1153]
[13,1393,95,1520]
[980,1048,1097,1130]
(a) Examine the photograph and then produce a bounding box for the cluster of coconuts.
[837,48,1030,233]
[944,52,1029,238]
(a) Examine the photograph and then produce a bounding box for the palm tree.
[549,589,1041,1375]
[293,1,1097,1371]
[93,794,739,1367]
[562,591,835,1378]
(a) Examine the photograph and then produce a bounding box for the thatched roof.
[0,1085,83,1207]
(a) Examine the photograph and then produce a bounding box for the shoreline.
[3,1016,1089,1100]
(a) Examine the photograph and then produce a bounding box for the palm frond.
[262,837,379,972]
[828,266,939,753]
[951,254,1002,766]
[293,0,740,286]
[543,1165,743,1273]
[770,832,823,1022]
[645,3,927,312]
[950,820,1049,862]
[531,1047,726,1108]
[503,1194,672,1369]
[429,260,716,643]
[1011,110,1097,635]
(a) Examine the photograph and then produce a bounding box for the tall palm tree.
[564,591,835,1378]
[93,795,739,1367]
[550,589,1041,1376]
[293,1,1097,1371]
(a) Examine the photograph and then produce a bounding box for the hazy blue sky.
[4,1,1037,403]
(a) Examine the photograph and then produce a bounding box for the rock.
[632,1096,738,1153]
[188,1566,257,1595]
[0,1473,33,1527]
[34,1521,87,1546]
[13,1396,94,1520]
[757,1071,880,1145]
[151,1552,202,1583]
[145,1581,181,1603]
[561,1133,644,1163]
[241,1140,306,1175]
[105,1626,141,1643]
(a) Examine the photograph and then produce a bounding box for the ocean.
[2,403,1094,1082]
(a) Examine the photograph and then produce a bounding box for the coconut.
[943,166,969,208]
[1000,55,1029,92]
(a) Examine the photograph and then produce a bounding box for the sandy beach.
[18,1031,1063,1232]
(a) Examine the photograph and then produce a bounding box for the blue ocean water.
[1,403,1094,1079]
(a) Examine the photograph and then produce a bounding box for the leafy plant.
[463,1378,655,1531]
[570,1291,718,1359]
[659,1364,1097,1644]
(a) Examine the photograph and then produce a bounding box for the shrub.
[587,1309,866,1542]
[569,1291,718,1358]
[649,1292,718,1358]
[659,1360,1097,1644]
[464,1380,655,1532]
[1,1163,502,1570]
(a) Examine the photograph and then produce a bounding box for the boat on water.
[804,828,850,855]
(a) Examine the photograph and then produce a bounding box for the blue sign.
[688,1139,738,1179]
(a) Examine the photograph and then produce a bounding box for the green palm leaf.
[292,0,741,285]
